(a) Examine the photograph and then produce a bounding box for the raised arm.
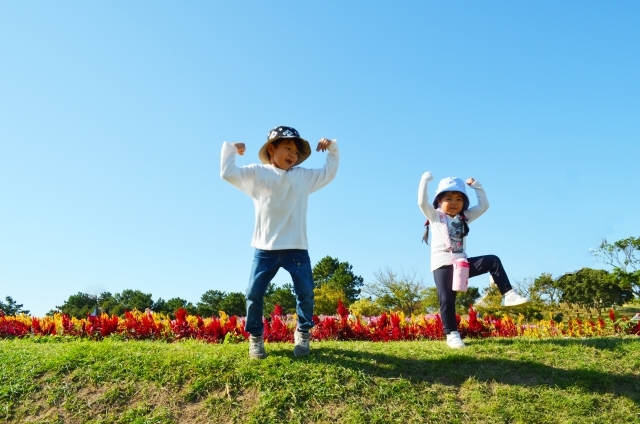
[465,179,489,222]
[220,142,254,195]
[418,171,439,220]
[305,139,339,193]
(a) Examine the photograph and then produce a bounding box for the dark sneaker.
[249,335,266,359]
[293,330,311,357]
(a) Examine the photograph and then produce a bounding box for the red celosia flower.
[336,300,349,319]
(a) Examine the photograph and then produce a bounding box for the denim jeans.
[433,254,513,334]
[244,249,315,336]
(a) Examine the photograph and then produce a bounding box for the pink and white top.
[418,172,489,271]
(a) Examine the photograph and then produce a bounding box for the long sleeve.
[220,142,255,196]
[219,141,338,250]
[465,181,489,223]
[300,141,340,193]
[418,171,439,221]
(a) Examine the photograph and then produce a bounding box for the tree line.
[2,237,639,319]
[1,256,365,319]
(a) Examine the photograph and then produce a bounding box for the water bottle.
[452,258,470,292]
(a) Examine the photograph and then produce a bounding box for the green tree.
[556,268,634,314]
[593,237,640,298]
[53,292,97,318]
[422,287,440,314]
[349,297,384,317]
[531,273,562,307]
[0,296,30,316]
[153,297,196,318]
[364,268,428,315]
[314,285,347,315]
[422,286,481,315]
[219,292,246,316]
[455,286,481,315]
[475,278,544,321]
[96,292,117,315]
[264,283,296,315]
[474,284,505,318]
[196,290,226,317]
[313,256,364,303]
[195,290,246,317]
[98,290,154,316]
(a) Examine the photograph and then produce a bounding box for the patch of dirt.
[9,375,267,424]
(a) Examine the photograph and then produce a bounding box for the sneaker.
[293,330,311,357]
[501,289,531,307]
[249,334,267,359]
[446,331,465,349]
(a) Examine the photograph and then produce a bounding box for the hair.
[422,211,469,245]
[268,138,305,160]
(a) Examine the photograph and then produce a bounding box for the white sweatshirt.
[220,141,339,250]
[417,172,489,271]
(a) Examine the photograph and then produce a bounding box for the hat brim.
[258,136,311,167]
[432,190,470,211]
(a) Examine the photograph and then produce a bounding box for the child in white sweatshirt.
[221,126,339,359]
[418,172,530,349]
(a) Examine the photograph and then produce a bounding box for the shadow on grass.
[468,336,637,351]
[307,339,640,405]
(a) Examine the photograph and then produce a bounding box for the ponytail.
[422,220,430,244]
[459,212,470,238]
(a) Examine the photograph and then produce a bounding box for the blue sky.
[1,2,639,316]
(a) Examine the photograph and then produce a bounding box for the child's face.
[438,191,465,217]
[267,139,300,171]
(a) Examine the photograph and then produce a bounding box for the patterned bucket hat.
[258,126,311,166]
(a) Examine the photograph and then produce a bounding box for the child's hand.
[423,171,433,182]
[232,143,246,156]
[466,177,475,186]
[316,138,333,152]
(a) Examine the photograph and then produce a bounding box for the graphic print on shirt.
[448,217,465,253]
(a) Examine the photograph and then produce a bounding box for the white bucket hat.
[432,177,470,210]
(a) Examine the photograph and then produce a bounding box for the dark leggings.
[433,255,513,334]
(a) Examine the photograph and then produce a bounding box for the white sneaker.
[501,290,531,307]
[446,331,465,349]
[249,335,266,359]
[293,330,311,357]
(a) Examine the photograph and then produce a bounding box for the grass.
[1,336,639,423]
[618,302,640,318]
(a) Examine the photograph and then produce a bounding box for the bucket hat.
[259,126,311,167]
[432,177,470,210]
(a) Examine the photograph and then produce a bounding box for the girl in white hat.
[418,172,530,349]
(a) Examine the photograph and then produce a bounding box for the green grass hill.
[1,337,639,423]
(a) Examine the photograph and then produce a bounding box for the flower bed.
[1,302,638,342]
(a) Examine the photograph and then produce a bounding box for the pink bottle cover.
[452,258,470,292]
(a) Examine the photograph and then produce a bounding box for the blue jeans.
[245,249,315,336]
